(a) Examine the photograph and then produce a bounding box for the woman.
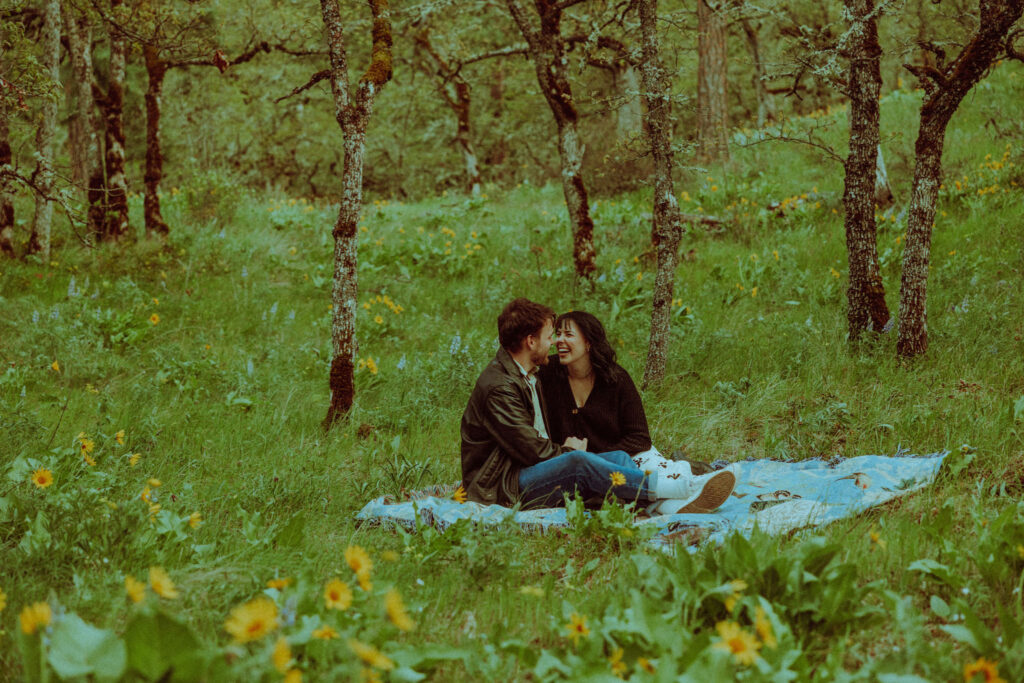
[538,310,734,514]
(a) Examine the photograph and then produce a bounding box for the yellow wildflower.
[345,545,373,576]
[272,637,292,674]
[452,486,468,503]
[19,602,52,635]
[125,575,146,604]
[566,613,590,646]
[751,287,758,298]
[79,436,95,455]
[385,588,416,632]
[357,571,372,592]
[772,250,779,260]
[609,471,626,487]
[83,453,97,467]
[0,586,6,612]
[149,313,160,325]
[869,529,887,550]
[324,578,352,610]
[284,669,302,683]
[224,596,279,643]
[714,620,761,666]
[348,639,395,670]
[189,512,202,529]
[266,577,292,590]
[129,453,140,467]
[140,486,152,502]
[312,625,339,640]
[51,360,60,372]
[366,357,378,375]
[115,429,125,445]
[637,657,656,673]
[754,606,777,648]
[608,647,627,677]
[148,478,162,488]
[381,550,400,562]
[963,657,1006,683]
[149,567,179,599]
[31,468,54,489]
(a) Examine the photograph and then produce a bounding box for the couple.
[460,298,736,514]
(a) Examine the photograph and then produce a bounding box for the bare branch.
[902,62,948,94]
[461,45,530,66]
[737,131,844,164]
[275,69,331,103]
[1007,28,1024,62]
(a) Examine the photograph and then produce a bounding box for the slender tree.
[505,0,597,279]
[897,0,1023,357]
[95,0,130,241]
[0,96,14,257]
[841,0,891,340]
[26,0,61,260]
[63,4,106,236]
[697,0,730,163]
[639,0,686,387]
[740,17,777,128]
[319,0,393,429]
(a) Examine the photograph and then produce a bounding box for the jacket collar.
[495,346,528,379]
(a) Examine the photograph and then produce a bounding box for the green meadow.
[2,65,1024,681]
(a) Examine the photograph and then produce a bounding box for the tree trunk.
[638,0,685,388]
[144,44,170,235]
[897,0,1023,358]
[27,0,61,261]
[63,5,105,235]
[506,0,597,279]
[740,19,776,128]
[415,32,482,195]
[320,0,393,430]
[616,64,644,138]
[99,0,129,241]
[697,0,729,163]
[841,0,890,341]
[0,99,15,258]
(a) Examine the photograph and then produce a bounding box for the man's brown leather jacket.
[460,348,569,505]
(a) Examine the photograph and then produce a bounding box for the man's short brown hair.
[498,298,555,352]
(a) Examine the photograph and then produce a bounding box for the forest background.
[2,0,1024,680]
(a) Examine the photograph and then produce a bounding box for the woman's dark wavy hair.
[554,310,624,384]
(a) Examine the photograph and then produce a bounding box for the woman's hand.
[564,436,588,451]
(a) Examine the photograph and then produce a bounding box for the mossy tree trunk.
[506,0,597,279]
[27,0,61,261]
[320,0,393,430]
[841,0,890,341]
[0,98,14,258]
[143,45,170,236]
[897,0,1023,358]
[96,0,129,241]
[63,5,106,237]
[697,0,729,163]
[638,0,685,388]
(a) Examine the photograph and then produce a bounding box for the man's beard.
[531,349,550,367]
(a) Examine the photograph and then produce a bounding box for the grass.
[0,63,1023,680]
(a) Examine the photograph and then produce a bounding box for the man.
[460,297,735,512]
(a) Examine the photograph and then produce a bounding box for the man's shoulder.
[474,353,516,392]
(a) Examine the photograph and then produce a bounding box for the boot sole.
[676,470,736,514]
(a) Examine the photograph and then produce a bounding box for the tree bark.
[697,0,729,163]
[841,0,890,341]
[27,0,61,261]
[638,0,685,388]
[98,0,129,241]
[617,64,644,138]
[897,0,1023,358]
[875,144,894,206]
[63,5,105,236]
[144,44,170,235]
[740,19,776,128]
[321,0,393,430]
[506,0,597,279]
[0,98,15,258]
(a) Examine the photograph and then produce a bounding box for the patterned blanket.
[354,452,948,551]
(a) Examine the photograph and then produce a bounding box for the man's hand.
[564,436,588,451]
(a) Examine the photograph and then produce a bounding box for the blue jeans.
[517,450,658,508]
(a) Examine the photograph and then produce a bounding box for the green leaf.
[1013,395,1024,422]
[930,595,951,619]
[274,512,306,548]
[48,613,127,681]
[939,624,981,651]
[124,610,201,681]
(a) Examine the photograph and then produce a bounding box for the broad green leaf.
[48,614,126,681]
[929,595,951,619]
[124,610,200,680]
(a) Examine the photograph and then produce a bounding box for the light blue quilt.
[354,452,948,550]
